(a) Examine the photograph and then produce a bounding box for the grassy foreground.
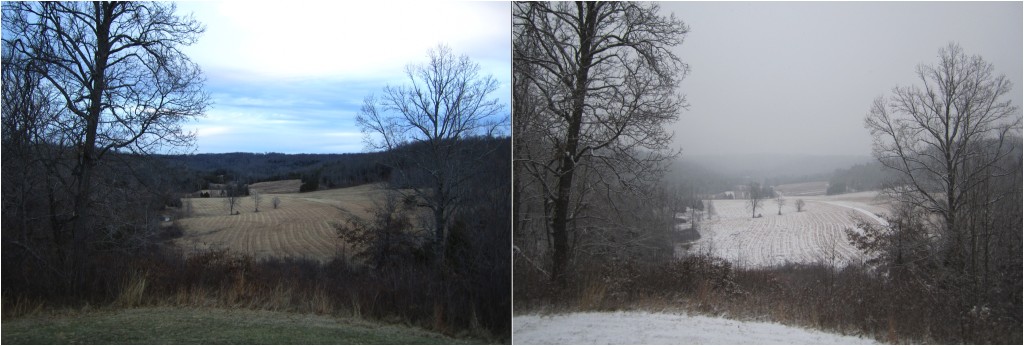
[1,306,473,344]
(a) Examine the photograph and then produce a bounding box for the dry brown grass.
[174,183,394,262]
[113,271,148,308]
[250,179,302,194]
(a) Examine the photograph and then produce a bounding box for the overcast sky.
[175,1,511,153]
[660,1,1022,156]
[176,2,1020,156]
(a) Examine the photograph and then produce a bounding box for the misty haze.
[513,2,1021,344]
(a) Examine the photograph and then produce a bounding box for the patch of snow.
[820,201,888,226]
[683,199,867,267]
[513,311,876,345]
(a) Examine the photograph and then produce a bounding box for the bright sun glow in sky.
[174,1,511,154]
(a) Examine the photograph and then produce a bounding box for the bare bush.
[333,192,420,269]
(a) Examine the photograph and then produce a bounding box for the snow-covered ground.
[680,191,890,267]
[513,311,876,344]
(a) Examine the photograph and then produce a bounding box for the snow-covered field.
[513,311,876,344]
[680,191,890,267]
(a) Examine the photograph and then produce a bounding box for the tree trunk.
[434,203,446,263]
[68,3,115,286]
[549,3,599,286]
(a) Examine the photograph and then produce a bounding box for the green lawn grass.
[1,306,474,344]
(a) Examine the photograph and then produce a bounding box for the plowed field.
[174,183,392,261]
[682,191,891,268]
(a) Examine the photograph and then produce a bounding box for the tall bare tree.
[864,43,1021,340]
[865,42,1020,264]
[514,2,689,284]
[356,44,506,263]
[2,2,208,276]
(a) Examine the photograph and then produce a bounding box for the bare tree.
[356,44,505,263]
[795,199,806,212]
[864,43,1021,340]
[225,193,239,215]
[747,182,764,218]
[272,196,281,209]
[2,2,208,275]
[775,194,786,215]
[865,42,1020,261]
[224,183,244,215]
[514,1,689,285]
[252,190,262,212]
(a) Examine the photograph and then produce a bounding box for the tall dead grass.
[113,270,148,308]
[3,247,509,342]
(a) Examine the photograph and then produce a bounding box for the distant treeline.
[155,136,511,194]
[668,156,892,198]
[826,162,892,195]
[155,152,388,193]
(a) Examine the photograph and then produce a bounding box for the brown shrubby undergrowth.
[514,253,1021,344]
[3,245,509,342]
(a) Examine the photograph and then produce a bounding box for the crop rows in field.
[173,186,392,261]
[684,198,884,268]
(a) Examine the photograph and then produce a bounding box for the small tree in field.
[225,194,239,215]
[775,195,786,215]
[747,182,764,218]
[252,190,262,212]
[272,196,281,209]
[224,183,243,215]
[795,199,806,212]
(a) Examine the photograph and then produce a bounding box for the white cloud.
[179,1,509,81]
[196,125,231,138]
[173,1,510,153]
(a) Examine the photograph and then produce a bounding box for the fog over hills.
[681,153,873,179]
[666,153,874,193]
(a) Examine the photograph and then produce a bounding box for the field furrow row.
[685,195,887,268]
[172,184,391,262]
